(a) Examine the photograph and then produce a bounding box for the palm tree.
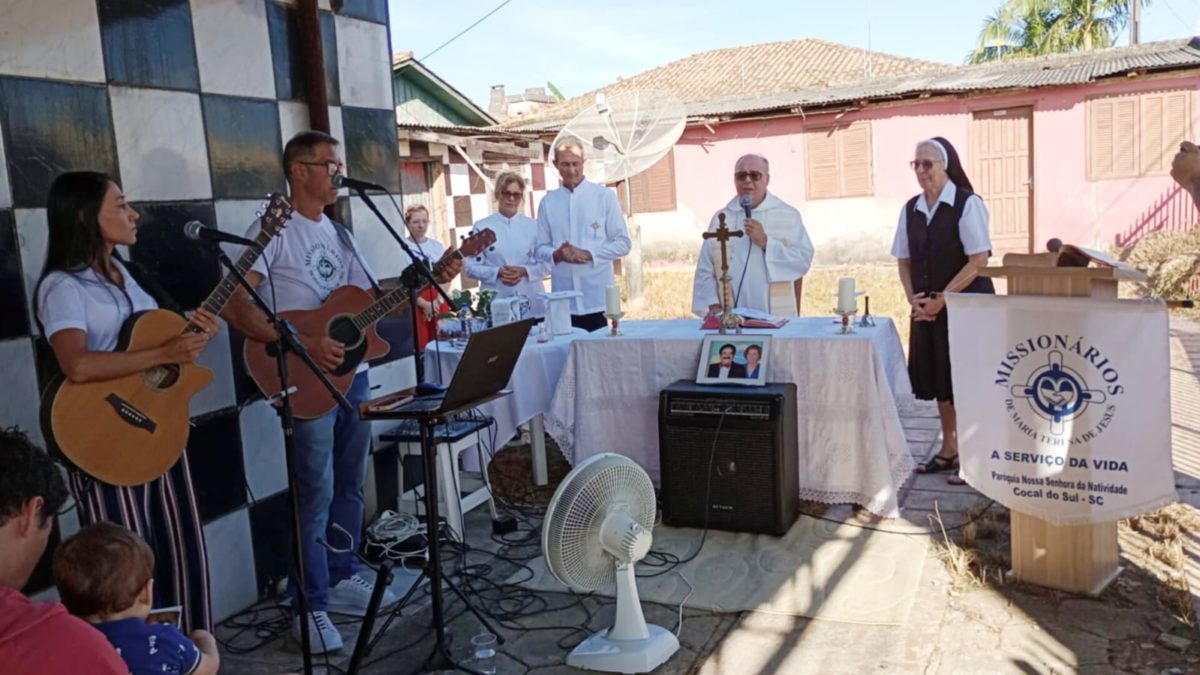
[969,0,1145,64]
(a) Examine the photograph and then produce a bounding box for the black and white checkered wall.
[0,0,412,622]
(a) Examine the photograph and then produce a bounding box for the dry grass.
[621,263,913,345]
[930,501,1012,592]
[1122,504,1199,627]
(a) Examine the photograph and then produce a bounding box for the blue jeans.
[287,372,372,612]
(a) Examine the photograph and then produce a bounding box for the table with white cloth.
[423,328,587,479]
[543,318,917,517]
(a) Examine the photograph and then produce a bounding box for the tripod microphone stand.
[214,249,351,675]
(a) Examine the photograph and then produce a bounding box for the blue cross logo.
[1010,350,1106,435]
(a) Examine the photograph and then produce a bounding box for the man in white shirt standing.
[535,140,631,331]
[691,154,815,318]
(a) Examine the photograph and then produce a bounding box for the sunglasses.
[299,160,346,176]
[734,171,765,182]
[500,190,523,198]
[909,159,942,171]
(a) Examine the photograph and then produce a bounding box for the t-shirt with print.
[245,210,375,313]
[93,617,200,675]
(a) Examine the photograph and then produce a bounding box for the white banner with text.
[946,294,1176,525]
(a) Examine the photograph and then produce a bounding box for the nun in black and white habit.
[892,136,995,484]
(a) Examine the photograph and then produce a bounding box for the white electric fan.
[542,453,679,673]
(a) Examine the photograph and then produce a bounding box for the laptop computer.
[403,319,534,414]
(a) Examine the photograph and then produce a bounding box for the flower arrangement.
[440,288,497,320]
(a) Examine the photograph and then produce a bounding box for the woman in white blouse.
[466,172,550,317]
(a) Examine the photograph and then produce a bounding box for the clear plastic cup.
[470,632,497,674]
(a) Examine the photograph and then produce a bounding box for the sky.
[387,0,1200,111]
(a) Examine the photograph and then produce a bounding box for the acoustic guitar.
[40,194,293,486]
[242,229,496,419]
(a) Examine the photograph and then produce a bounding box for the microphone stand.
[346,186,458,385]
[213,249,351,675]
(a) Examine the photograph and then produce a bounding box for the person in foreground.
[692,154,814,318]
[893,137,995,485]
[35,171,217,633]
[222,130,462,651]
[467,171,550,317]
[535,139,631,331]
[0,426,128,674]
[54,522,219,675]
[1171,140,1200,211]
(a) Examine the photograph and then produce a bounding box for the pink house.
[515,38,1200,262]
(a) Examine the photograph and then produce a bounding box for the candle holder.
[832,308,858,334]
[605,311,624,336]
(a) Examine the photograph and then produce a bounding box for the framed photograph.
[696,335,771,386]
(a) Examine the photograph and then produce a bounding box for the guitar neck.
[184,227,275,332]
[351,249,464,330]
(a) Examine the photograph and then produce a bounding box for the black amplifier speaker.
[657,380,799,536]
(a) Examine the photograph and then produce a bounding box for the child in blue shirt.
[52,522,220,675]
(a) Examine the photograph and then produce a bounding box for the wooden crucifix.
[703,212,744,334]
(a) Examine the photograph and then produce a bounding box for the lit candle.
[837,278,856,313]
[606,285,621,315]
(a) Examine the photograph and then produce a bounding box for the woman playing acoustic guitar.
[34,172,218,632]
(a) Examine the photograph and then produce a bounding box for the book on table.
[701,307,788,330]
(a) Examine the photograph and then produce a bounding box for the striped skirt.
[67,453,213,632]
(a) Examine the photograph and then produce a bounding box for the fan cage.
[544,454,657,591]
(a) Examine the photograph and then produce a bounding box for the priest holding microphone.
[691,154,815,318]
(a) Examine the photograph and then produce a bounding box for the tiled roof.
[685,37,1200,118]
[503,38,947,128]
[508,37,1200,132]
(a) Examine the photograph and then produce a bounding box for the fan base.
[567,624,679,674]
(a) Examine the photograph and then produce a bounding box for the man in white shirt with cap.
[691,154,815,318]
[535,139,631,331]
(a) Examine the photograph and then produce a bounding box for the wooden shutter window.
[619,148,677,214]
[841,122,874,197]
[1088,89,1191,180]
[805,121,874,200]
[806,127,841,200]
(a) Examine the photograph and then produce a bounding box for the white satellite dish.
[541,453,679,673]
[549,90,686,186]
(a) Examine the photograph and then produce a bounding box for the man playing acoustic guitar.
[222,130,463,652]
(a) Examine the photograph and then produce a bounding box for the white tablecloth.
[544,318,916,517]
[423,329,586,469]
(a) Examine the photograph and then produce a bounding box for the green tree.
[969,0,1146,64]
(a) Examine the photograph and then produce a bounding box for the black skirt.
[908,278,994,404]
[909,312,953,403]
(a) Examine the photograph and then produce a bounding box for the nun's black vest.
[904,186,994,296]
[904,183,993,402]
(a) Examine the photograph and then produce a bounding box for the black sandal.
[915,453,959,474]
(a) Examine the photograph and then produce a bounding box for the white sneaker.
[292,610,343,653]
[327,572,399,616]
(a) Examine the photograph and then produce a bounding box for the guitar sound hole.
[328,317,362,350]
[328,317,364,377]
[144,364,181,389]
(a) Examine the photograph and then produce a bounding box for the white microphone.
[183,221,259,248]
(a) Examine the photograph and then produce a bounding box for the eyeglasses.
[299,160,346,176]
[909,159,942,171]
[500,190,523,199]
[734,171,765,182]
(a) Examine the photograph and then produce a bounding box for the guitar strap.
[328,217,383,294]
